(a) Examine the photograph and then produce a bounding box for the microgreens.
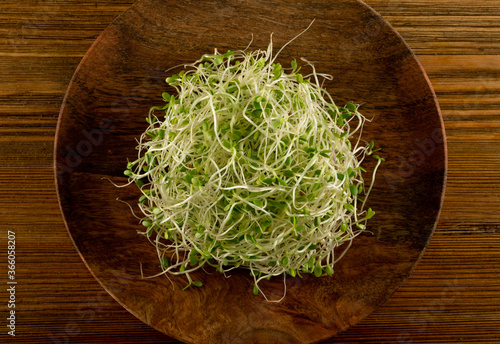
[124,41,383,301]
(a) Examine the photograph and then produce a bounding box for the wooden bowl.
[54,0,447,343]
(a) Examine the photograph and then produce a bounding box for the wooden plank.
[0,0,499,343]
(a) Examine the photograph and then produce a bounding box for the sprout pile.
[123,41,383,301]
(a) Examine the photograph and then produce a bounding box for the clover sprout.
[124,41,383,301]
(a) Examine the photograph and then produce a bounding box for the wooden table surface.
[1,0,499,343]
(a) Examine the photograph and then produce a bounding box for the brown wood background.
[0,0,499,343]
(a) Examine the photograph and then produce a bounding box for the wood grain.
[0,0,499,343]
